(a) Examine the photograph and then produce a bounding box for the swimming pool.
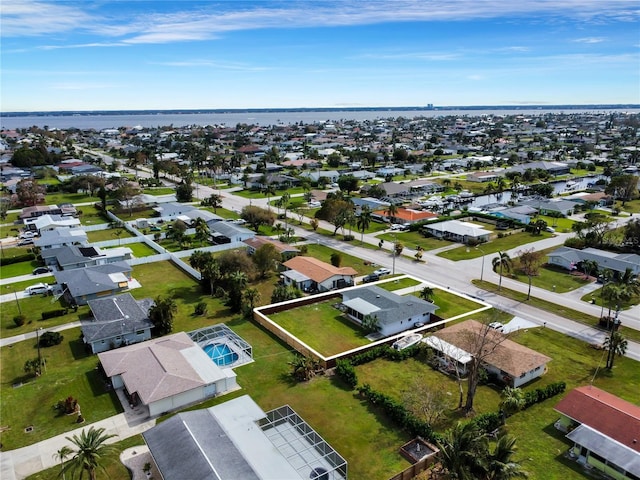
[203,343,239,367]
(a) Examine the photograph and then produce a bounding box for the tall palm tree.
[604,331,628,370]
[193,217,210,244]
[486,433,528,479]
[436,421,487,480]
[492,251,513,291]
[53,445,74,480]
[581,259,599,280]
[419,286,434,302]
[242,287,261,311]
[62,427,117,480]
[385,202,399,225]
[356,205,372,243]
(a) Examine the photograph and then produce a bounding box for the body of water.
[1,107,638,130]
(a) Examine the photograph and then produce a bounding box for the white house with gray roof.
[341,285,438,337]
[55,262,132,305]
[82,293,154,353]
[34,227,88,250]
[99,332,238,417]
[142,395,347,480]
[422,219,491,244]
[547,247,640,277]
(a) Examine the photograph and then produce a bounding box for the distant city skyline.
[2,1,639,112]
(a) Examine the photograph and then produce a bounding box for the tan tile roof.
[283,256,358,283]
[98,332,208,404]
[432,320,551,378]
[243,236,299,254]
[555,386,640,452]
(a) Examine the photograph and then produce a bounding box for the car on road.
[362,273,380,283]
[25,283,52,295]
[489,322,504,331]
[32,267,52,275]
[373,267,391,276]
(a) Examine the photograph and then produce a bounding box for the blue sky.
[1,1,639,112]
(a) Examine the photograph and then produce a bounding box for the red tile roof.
[554,385,640,452]
[374,207,438,222]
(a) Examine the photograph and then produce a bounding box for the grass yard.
[268,299,371,356]
[0,327,124,450]
[109,207,157,221]
[414,288,486,319]
[0,258,40,279]
[377,230,456,251]
[86,228,135,243]
[510,264,592,293]
[113,241,157,258]
[5,276,55,293]
[438,230,552,261]
[0,223,22,239]
[303,244,378,275]
[533,214,576,233]
[143,187,175,196]
[75,205,108,226]
[200,206,240,219]
[375,277,421,291]
[44,192,97,205]
[580,286,640,312]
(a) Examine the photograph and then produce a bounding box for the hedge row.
[0,253,35,266]
[522,381,566,410]
[357,383,442,444]
[41,309,68,321]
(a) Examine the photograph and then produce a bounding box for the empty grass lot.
[86,228,135,243]
[268,299,371,356]
[377,230,455,251]
[510,264,592,293]
[303,244,377,275]
[412,289,486,319]
[438,231,552,261]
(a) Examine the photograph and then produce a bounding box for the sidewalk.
[0,394,156,480]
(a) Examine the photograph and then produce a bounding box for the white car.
[25,283,52,295]
[489,322,504,331]
[390,224,409,231]
[373,267,391,276]
[20,231,37,239]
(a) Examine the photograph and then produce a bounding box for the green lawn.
[76,205,108,226]
[143,187,176,195]
[4,276,55,293]
[86,228,135,243]
[0,327,124,450]
[378,230,455,251]
[580,286,640,312]
[533,214,576,233]
[303,244,377,275]
[234,187,307,199]
[109,207,157,221]
[113,242,158,258]
[44,192,97,205]
[0,258,40,279]
[510,264,592,293]
[269,299,371,356]
[416,289,485,319]
[375,277,421,291]
[0,223,21,239]
[438,231,552,261]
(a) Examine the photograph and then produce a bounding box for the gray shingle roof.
[54,262,132,297]
[547,246,640,275]
[82,293,153,343]
[342,285,437,326]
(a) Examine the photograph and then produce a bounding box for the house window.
[136,330,144,335]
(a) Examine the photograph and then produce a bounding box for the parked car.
[25,283,52,295]
[19,231,37,239]
[390,224,409,231]
[545,226,556,233]
[18,238,34,246]
[362,273,380,283]
[373,267,391,276]
[32,267,52,275]
[489,322,504,331]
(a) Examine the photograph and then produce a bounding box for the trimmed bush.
[522,381,566,409]
[335,359,358,389]
[194,302,207,316]
[41,309,68,321]
[0,253,36,266]
[13,315,26,327]
[39,331,63,347]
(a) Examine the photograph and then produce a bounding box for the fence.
[82,222,111,232]
[91,236,147,248]
[387,456,436,480]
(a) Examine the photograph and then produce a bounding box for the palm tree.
[242,287,261,311]
[356,205,372,243]
[495,176,507,194]
[500,387,526,416]
[193,217,210,244]
[581,259,599,280]
[149,296,177,336]
[492,251,513,291]
[436,421,487,480]
[486,432,528,479]
[419,286,434,302]
[289,354,320,381]
[604,331,628,370]
[385,202,399,225]
[53,445,74,480]
[62,427,117,480]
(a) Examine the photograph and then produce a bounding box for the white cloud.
[573,37,606,44]
[1,0,96,36]
[152,60,267,72]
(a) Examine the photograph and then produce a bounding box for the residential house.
[282,256,357,293]
[55,261,133,305]
[519,198,580,217]
[98,332,238,417]
[426,319,551,387]
[20,204,77,221]
[341,285,438,337]
[375,207,438,225]
[554,386,640,479]
[34,227,88,250]
[422,220,491,244]
[23,214,81,233]
[300,170,340,184]
[82,293,154,354]
[505,160,570,176]
[208,221,255,244]
[152,202,197,219]
[547,247,640,277]
[565,191,614,207]
[243,236,299,260]
[41,245,132,270]
[142,395,347,480]
[466,171,503,183]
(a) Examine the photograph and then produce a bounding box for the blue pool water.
[203,343,239,367]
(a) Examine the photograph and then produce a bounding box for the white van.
[26,283,52,295]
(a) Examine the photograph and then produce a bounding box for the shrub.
[471,411,503,433]
[39,331,63,347]
[298,244,308,254]
[564,237,586,249]
[335,359,358,389]
[0,253,36,266]
[522,381,566,409]
[41,309,68,321]
[194,302,207,316]
[343,234,354,241]
[13,315,26,327]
